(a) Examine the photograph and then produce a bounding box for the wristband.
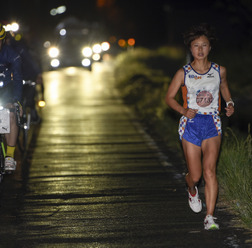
[226,100,234,107]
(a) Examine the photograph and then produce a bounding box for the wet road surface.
[0,63,251,247]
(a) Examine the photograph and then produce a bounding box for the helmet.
[0,24,6,40]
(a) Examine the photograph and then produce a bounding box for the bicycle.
[17,80,34,153]
[18,80,45,153]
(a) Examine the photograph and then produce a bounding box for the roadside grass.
[218,127,252,228]
[113,47,252,228]
[114,46,184,149]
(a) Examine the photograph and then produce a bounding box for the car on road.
[43,17,110,71]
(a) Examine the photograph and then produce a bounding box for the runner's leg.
[182,139,202,194]
[5,111,19,147]
[201,135,221,215]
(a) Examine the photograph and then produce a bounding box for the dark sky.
[2,0,252,47]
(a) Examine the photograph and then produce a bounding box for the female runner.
[165,23,234,230]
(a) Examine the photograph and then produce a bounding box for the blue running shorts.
[178,114,222,146]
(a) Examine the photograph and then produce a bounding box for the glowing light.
[4,24,11,31]
[82,47,92,57]
[50,9,57,16]
[92,53,101,61]
[4,22,19,32]
[57,6,66,14]
[38,100,46,108]
[82,58,91,67]
[48,47,59,58]
[50,5,66,16]
[15,34,22,41]
[101,42,110,51]
[51,59,60,67]
[118,39,126,47]
[44,41,51,48]
[11,22,19,32]
[128,38,135,46]
[92,44,102,53]
[59,29,66,36]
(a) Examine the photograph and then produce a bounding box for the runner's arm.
[220,66,234,117]
[165,68,186,115]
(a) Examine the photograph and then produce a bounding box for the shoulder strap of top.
[211,62,220,72]
[183,63,192,76]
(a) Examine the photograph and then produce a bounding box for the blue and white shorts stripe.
[178,114,222,146]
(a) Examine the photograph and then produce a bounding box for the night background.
[2,0,252,48]
[1,0,252,122]
[0,1,252,244]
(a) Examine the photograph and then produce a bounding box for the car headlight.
[82,58,91,67]
[48,47,60,58]
[101,42,110,51]
[92,44,102,54]
[92,53,100,61]
[50,59,60,67]
[82,47,92,57]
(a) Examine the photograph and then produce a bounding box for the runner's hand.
[184,108,197,119]
[225,104,234,117]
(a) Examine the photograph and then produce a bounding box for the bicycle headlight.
[38,100,46,108]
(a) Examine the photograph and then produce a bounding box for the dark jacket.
[0,44,23,102]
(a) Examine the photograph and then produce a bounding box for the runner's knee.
[203,167,216,182]
[187,172,201,185]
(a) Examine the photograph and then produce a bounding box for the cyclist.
[6,31,44,124]
[0,23,23,171]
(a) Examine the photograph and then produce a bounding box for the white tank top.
[182,62,221,115]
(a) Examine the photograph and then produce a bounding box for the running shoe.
[188,186,202,213]
[5,157,17,171]
[204,215,219,230]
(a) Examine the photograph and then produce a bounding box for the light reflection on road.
[43,63,108,107]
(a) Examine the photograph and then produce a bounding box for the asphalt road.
[0,62,251,248]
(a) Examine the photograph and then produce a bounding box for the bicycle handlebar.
[23,80,36,86]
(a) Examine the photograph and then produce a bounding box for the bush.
[113,47,184,147]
